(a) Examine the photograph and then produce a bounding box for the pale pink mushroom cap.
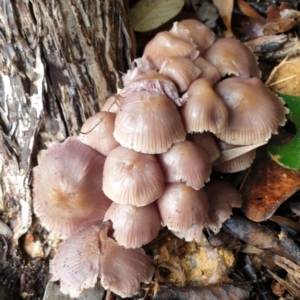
[159,56,201,92]
[157,140,211,190]
[102,146,164,206]
[50,221,154,298]
[101,94,123,113]
[143,31,199,69]
[33,138,112,238]
[187,132,221,163]
[202,38,260,78]
[214,77,288,145]
[79,111,119,156]
[114,90,186,154]
[172,223,208,245]
[194,56,221,85]
[157,183,209,231]
[180,78,229,134]
[120,69,181,106]
[213,140,256,173]
[104,202,161,248]
[169,19,215,53]
[204,180,242,233]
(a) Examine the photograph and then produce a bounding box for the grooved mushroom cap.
[169,19,215,53]
[50,221,154,298]
[114,90,186,154]
[187,132,220,163]
[214,77,288,145]
[101,94,123,113]
[213,140,256,173]
[194,56,221,85]
[33,138,112,238]
[102,146,164,206]
[79,111,119,156]
[204,180,242,233]
[157,140,211,190]
[172,223,208,245]
[180,78,229,134]
[203,38,260,78]
[143,31,199,69]
[104,202,161,248]
[157,183,209,231]
[159,56,201,92]
[120,69,181,106]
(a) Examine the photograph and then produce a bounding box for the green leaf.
[130,0,184,32]
[269,93,300,170]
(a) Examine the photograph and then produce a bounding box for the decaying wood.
[0,0,134,240]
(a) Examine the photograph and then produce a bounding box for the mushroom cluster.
[32,18,288,298]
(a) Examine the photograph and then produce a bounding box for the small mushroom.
[104,202,161,248]
[214,77,288,145]
[114,90,186,154]
[172,223,208,245]
[143,31,199,69]
[194,56,221,85]
[101,94,123,113]
[102,146,164,207]
[202,38,261,78]
[157,183,209,231]
[79,111,119,156]
[180,78,228,134]
[50,221,154,298]
[33,138,111,238]
[157,140,211,190]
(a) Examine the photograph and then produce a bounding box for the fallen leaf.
[154,284,251,300]
[240,145,300,221]
[212,0,234,37]
[130,0,185,32]
[237,0,265,21]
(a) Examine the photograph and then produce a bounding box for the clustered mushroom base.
[32,18,288,298]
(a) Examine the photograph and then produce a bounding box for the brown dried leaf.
[237,0,265,21]
[212,0,234,37]
[240,146,300,222]
[154,284,251,300]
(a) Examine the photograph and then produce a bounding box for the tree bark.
[0,0,134,241]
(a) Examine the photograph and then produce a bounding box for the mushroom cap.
[79,111,119,156]
[214,77,288,145]
[102,146,164,206]
[104,202,161,248]
[180,78,229,134]
[172,223,208,245]
[202,38,260,78]
[33,138,112,238]
[157,140,211,190]
[99,222,154,297]
[157,183,209,231]
[159,56,201,92]
[101,94,123,113]
[169,19,215,53]
[187,132,220,163]
[50,221,154,298]
[213,140,256,173]
[194,56,221,85]
[120,69,181,106]
[143,31,199,69]
[204,180,242,233]
[114,90,186,154]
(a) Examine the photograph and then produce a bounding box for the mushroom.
[32,138,111,238]
[214,77,288,145]
[204,180,242,233]
[102,146,164,206]
[157,183,209,231]
[104,202,161,248]
[79,111,119,156]
[202,38,261,78]
[143,31,199,69]
[159,56,201,92]
[169,19,215,53]
[101,94,123,113]
[113,90,186,154]
[180,78,229,134]
[157,140,211,190]
[171,223,208,245]
[193,56,221,85]
[50,221,154,298]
